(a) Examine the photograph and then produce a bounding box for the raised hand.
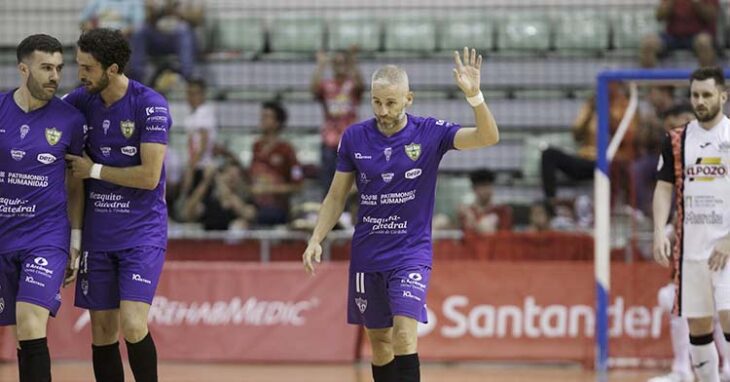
[453,47,482,98]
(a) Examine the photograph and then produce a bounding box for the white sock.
[691,341,721,382]
[670,316,692,375]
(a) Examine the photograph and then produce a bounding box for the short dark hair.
[262,100,288,128]
[187,78,207,90]
[17,34,63,63]
[663,102,693,119]
[690,66,725,88]
[469,169,495,186]
[77,28,131,72]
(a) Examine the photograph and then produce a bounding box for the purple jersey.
[0,91,85,252]
[337,114,460,272]
[63,80,171,251]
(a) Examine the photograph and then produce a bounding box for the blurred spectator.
[249,101,304,226]
[458,169,513,234]
[640,86,676,135]
[80,0,145,37]
[639,0,719,68]
[310,46,364,193]
[525,202,551,233]
[128,0,203,82]
[631,103,694,216]
[180,78,217,192]
[180,162,256,231]
[540,84,637,211]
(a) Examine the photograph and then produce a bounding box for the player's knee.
[120,313,149,343]
[688,317,715,336]
[91,318,119,345]
[15,303,49,340]
[392,327,417,354]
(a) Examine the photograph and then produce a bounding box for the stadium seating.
[438,13,495,52]
[554,10,610,52]
[610,8,660,50]
[213,17,265,55]
[383,15,438,53]
[497,12,551,51]
[327,13,381,52]
[269,14,325,53]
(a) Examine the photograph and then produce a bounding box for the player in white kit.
[653,67,730,382]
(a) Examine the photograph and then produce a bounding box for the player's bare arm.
[652,180,674,267]
[709,235,730,272]
[64,170,84,286]
[303,171,355,274]
[452,47,499,150]
[65,143,166,190]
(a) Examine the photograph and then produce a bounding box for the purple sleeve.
[68,114,86,156]
[336,128,355,173]
[138,94,171,145]
[61,87,85,110]
[434,118,462,156]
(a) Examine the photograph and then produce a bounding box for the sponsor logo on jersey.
[409,273,423,281]
[700,142,712,148]
[121,146,138,156]
[146,125,166,132]
[354,152,372,160]
[686,157,727,181]
[0,297,4,313]
[11,149,25,161]
[102,119,110,135]
[120,120,135,139]
[720,141,730,152]
[45,127,61,145]
[405,143,421,161]
[34,257,48,266]
[405,168,422,179]
[100,147,112,157]
[381,173,394,183]
[146,115,168,123]
[384,147,392,161]
[132,273,152,284]
[145,106,168,116]
[20,124,30,139]
[37,153,57,164]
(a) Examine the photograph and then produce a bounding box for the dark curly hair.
[17,34,63,63]
[77,28,131,72]
[262,100,288,129]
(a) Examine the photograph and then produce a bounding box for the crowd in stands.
[69,0,721,253]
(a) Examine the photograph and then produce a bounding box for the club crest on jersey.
[355,297,367,313]
[404,143,421,161]
[44,127,61,146]
[120,120,135,139]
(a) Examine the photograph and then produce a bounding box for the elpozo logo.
[686,157,727,182]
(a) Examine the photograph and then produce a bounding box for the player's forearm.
[98,165,161,190]
[310,64,326,94]
[66,173,84,230]
[652,181,674,234]
[472,101,499,146]
[309,193,348,245]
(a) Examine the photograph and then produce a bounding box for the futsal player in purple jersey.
[64,29,170,382]
[0,34,85,382]
[302,47,499,382]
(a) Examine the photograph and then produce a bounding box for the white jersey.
[657,116,730,261]
[183,102,217,169]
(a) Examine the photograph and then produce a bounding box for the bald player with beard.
[302,47,499,382]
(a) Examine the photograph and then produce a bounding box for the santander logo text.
[417,295,662,339]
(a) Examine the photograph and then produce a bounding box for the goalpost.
[593,68,730,376]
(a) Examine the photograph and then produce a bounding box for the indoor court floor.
[0,362,665,381]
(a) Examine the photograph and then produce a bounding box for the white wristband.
[466,91,484,107]
[90,163,103,180]
[71,229,82,251]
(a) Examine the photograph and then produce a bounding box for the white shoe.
[647,371,694,382]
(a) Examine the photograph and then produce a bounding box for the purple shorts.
[0,247,67,325]
[75,246,165,310]
[347,265,431,329]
